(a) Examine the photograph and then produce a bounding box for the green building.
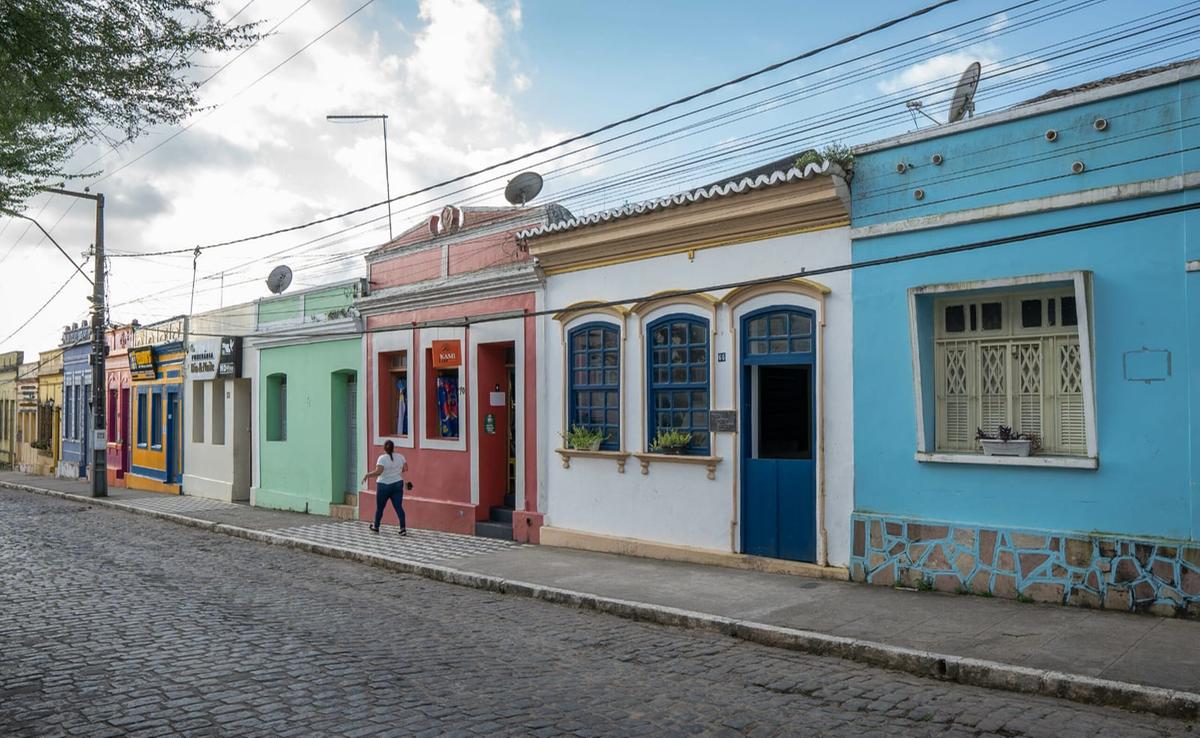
[248,279,365,517]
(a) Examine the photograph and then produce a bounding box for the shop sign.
[129,347,157,381]
[132,317,185,348]
[187,336,242,381]
[432,340,462,368]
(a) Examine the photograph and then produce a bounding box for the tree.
[0,0,260,213]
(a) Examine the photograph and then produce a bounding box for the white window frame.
[908,270,1098,469]
[418,327,467,452]
[371,329,415,450]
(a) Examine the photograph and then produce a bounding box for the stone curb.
[5,480,1199,720]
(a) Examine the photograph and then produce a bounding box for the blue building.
[58,321,93,480]
[848,60,1200,615]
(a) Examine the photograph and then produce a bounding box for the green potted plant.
[650,428,692,455]
[562,425,607,451]
[975,425,1040,457]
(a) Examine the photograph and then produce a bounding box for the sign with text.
[132,317,185,348]
[129,347,157,381]
[431,340,462,368]
[708,410,737,433]
[187,336,242,381]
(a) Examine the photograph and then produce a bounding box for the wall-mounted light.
[913,188,925,200]
[1071,160,1086,174]
[1093,117,1108,132]
[931,153,944,166]
[1045,129,1058,142]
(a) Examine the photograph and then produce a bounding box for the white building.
[182,305,253,502]
[521,158,855,573]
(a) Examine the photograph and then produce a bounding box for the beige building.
[15,360,40,473]
[0,351,23,468]
[27,349,63,476]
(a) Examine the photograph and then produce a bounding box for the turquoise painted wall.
[257,338,362,514]
[851,74,1200,543]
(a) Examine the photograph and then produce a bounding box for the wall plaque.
[708,410,737,432]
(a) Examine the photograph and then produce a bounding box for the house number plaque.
[708,410,737,432]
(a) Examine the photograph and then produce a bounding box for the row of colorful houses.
[4,61,1199,616]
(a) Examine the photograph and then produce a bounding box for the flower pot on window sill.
[979,439,1032,457]
[652,447,688,456]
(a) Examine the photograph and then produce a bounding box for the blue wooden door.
[741,308,817,562]
[165,390,180,484]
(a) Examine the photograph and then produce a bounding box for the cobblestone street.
[1,490,1195,738]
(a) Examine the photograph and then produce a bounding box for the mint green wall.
[257,338,362,515]
[304,286,356,320]
[258,295,302,325]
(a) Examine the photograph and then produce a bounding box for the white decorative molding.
[356,263,541,316]
[916,452,1098,470]
[852,172,1200,241]
[907,270,1099,465]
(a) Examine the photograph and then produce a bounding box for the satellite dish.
[504,171,543,206]
[266,265,293,294]
[948,61,981,124]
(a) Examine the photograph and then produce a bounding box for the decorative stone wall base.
[851,513,1200,618]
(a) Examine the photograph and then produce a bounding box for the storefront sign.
[187,336,242,380]
[132,317,185,348]
[129,347,157,381]
[484,413,496,434]
[432,340,462,368]
[708,410,737,433]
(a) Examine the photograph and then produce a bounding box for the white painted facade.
[183,305,254,502]
[540,226,855,567]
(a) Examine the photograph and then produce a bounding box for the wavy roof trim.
[517,159,835,240]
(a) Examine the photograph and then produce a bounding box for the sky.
[2,0,1198,358]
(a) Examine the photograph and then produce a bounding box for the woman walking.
[363,440,409,536]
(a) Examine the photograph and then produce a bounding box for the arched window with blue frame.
[647,314,710,455]
[567,322,621,451]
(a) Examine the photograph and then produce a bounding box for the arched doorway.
[740,306,817,562]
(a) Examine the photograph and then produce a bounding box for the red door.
[120,388,131,477]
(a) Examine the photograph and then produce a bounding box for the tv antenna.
[266,265,293,294]
[948,61,982,124]
[504,171,543,206]
[905,99,940,128]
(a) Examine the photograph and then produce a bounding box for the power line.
[0,272,80,346]
[167,197,1200,341]
[125,0,965,257]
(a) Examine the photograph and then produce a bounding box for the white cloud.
[0,0,576,354]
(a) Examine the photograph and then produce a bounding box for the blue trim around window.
[136,388,148,447]
[150,390,163,449]
[566,322,621,451]
[646,314,710,455]
[741,306,816,365]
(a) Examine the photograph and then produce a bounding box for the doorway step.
[475,505,513,540]
[329,492,358,521]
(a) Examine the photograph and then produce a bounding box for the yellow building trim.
[719,278,832,311]
[552,300,630,323]
[541,219,849,276]
[629,291,719,316]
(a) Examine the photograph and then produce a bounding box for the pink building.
[355,205,565,541]
[104,324,134,487]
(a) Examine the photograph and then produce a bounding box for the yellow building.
[14,361,39,472]
[127,318,187,494]
[31,349,63,476]
[0,351,22,469]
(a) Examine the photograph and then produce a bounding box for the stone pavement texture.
[2,471,1199,703]
[3,490,1196,737]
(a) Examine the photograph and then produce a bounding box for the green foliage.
[649,428,692,452]
[562,425,607,450]
[916,577,935,592]
[0,0,261,212]
[794,142,854,171]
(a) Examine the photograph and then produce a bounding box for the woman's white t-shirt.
[376,453,406,485]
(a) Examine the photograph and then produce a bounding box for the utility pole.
[45,187,106,498]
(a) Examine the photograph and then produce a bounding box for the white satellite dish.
[266,265,293,294]
[504,171,543,206]
[948,61,982,124]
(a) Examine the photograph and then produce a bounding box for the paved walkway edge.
[6,480,1199,720]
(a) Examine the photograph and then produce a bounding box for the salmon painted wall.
[361,292,539,535]
[105,326,133,487]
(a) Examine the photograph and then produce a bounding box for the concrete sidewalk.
[3,471,1198,718]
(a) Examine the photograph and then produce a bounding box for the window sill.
[915,452,1097,469]
[632,452,723,480]
[555,448,630,473]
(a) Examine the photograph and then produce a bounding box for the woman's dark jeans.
[373,481,406,530]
